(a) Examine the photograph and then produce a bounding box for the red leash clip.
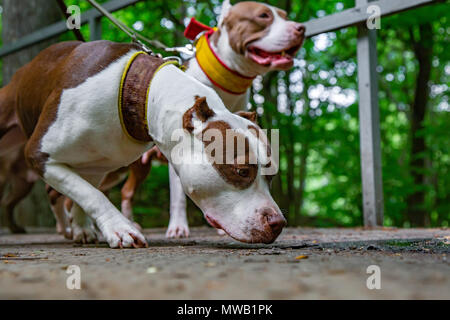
[184,17,214,40]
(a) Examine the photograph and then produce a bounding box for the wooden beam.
[304,0,441,38]
[0,0,441,58]
[0,0,141,58]
[356,0,384,227]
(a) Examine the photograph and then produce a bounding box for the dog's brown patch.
[201,120,257,189]
[223,2,273,54]
[183,96,216,133]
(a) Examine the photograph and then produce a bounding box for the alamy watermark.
[66,5,81,30]
[169,126,279,176]
[367,5,381,30]
[66,265,81,290]
[366,265,381,290]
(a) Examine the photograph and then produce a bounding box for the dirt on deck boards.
[0,227,448,299]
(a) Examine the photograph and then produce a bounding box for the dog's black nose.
[295,23,306,35]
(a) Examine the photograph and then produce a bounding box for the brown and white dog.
[164,0,305,237]
[0,39,285,247]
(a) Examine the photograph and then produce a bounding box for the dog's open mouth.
[247,44,301,68]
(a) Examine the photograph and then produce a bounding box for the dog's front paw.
[63,227,73,240]
[166,220,190,238]
[71,217,98,244]
[102,218,147,248]
[56,222,73,239]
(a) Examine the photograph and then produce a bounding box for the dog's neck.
[146,64,227,163]
[185,28,269,111]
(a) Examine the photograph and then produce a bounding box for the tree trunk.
[406,23,433,227]
[1,0,61,228]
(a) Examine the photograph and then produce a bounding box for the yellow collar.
[195,30,255,95]
[118,51,183,143]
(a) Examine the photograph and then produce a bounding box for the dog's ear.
[183,96,216,133]
[236,111,258,124]
[218,0,232,26]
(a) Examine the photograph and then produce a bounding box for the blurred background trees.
[0,0,448,229]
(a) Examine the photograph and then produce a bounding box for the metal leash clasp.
[164,30,206,59]
[164,43,195,59]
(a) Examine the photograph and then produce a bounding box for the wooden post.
[89,17,102,41]
[356,0,384,226]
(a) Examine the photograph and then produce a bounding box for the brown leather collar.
[118,52,164,143]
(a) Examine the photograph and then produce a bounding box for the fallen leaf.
[205,262,217,267]
[146,266,158,274]
[3,253,17,258]
[295,255,309,260]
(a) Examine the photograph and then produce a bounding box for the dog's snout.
[260,207,286,236]
[293,23,306,35]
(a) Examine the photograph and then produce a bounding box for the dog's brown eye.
[237,168,250,177]
[259,12,270,19]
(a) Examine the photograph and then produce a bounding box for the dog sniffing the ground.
[0,1,304,239]
[0,40,285,247]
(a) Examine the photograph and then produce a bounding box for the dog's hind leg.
[120,158,152,223]
[166,164,189,238]
[0,125,27,157]
[2,173,33,234]
[0,83,24,143]
[47,191,72,239]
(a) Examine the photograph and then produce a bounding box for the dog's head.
[213,0,306,75]
[172,95,285,244]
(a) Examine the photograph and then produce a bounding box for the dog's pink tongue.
[249,52,293,67]
[249,52,272,65]
[271,55,293,67]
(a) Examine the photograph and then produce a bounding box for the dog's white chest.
[40,52,153,172]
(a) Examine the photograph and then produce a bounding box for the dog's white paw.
[102,218,147,248]
[71,218,98,244]
[166,221,190,239]
[63,227,73,240]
